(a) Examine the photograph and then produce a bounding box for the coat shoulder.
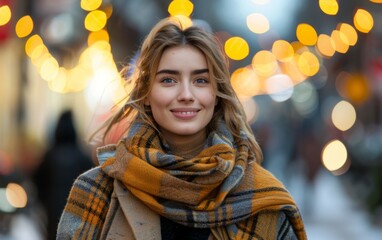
[57,166,114,239]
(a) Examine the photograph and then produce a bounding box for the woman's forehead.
[157,45,208,70]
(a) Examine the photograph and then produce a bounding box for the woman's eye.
[195,78,209,84]
[161,78,176,84]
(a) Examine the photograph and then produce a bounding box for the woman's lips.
[171,109,200,119]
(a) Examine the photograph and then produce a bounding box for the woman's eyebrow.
[192,69,209,75]
[156,69,179,75]
[156,68,209,75]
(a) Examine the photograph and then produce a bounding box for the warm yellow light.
[246,13,270,34]
[291,41,310,55]
[48,67,68,93]
[15,15,33,38]
[88,29,109,46]
[84,10,107,32]
[338,23,358,46]
[252,50,278,77]
[280,59,307,83]
[0,5,11,26]
[25,34,43,57]
[6,183,27,208]
[297,51,320,76]
[40,56,59,81]
[31,52,52,68]
[316,34,335,58]
[331,30,349,54]
[66,66,90,92]
[29,45,48,60]
[81,0,102,11]
[319,0,339,15]
[80,42,112,69]
[230,67,261,97]
[336,72,370,105]
[354,9,374,33]
[322,140,348,172]
[225,37,249,60]
[332,100,356,131]
[272,40,294,62]
[369,0,382,3]
[168,0,194,17]
[296,23,317,46]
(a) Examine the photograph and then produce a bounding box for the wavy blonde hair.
[94,17,262,162]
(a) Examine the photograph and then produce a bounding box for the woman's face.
[146,44,216,142]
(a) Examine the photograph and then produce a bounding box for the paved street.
[291,170,382,240]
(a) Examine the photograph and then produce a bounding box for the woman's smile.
[170,108,200,119]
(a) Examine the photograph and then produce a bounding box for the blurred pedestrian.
[33,110,93,240]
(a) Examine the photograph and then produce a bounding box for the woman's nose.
[177,82,195,102]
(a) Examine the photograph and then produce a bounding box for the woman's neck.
[163,131,207,159]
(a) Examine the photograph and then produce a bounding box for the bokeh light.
[247,13,270,34]
[84,10,107,32]
[280,59,307,83]
[331,30,349,54]
[297,51,320,76]
[296,23,318,46]
[338,23,358,46]
[25,34,44,57]
[335,72,370,105]
[252,50,278,77]
[40,56,59,81]
[168,0,194,17]
[48,68,68,93]
[88,29,110,46]
[66,66,90,92]
[81,0,102,11]
[353,9,374,33]
[15,15,33,38]
[272,40,294,62]
[331,100,357,131]
[231,67,261,97]
[319,0,339,15]
[225,36,249,60]
[316,34,335,58]
[5,183,28,208]
[322,139,348,173]
[266,74,294,102]
[0,5,11,26]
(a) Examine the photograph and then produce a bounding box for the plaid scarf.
[100,119,307,239]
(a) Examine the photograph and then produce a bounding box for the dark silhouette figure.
[33,110,94,240]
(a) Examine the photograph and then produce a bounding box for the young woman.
[57,17,307,239]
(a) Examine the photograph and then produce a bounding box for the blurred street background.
[1,0,382,239]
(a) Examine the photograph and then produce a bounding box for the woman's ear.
[144,98,150,106]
